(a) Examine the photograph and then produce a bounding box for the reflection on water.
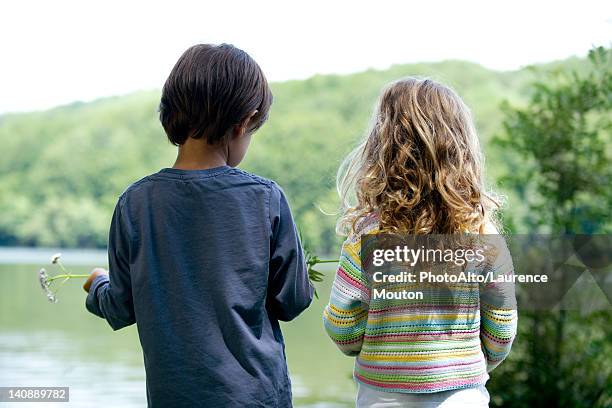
[0,247,107,266]
[0,258,354,407]
[0,332,145,407]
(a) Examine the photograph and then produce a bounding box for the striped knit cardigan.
[322,218,518,393]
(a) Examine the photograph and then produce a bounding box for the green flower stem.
[54,276,71,293]
[56,261,70,275]
[312,259,337,264]
[47,274,89,282]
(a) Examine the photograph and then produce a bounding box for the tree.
[489,47,612,408]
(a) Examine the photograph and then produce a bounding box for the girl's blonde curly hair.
[337,77,500,236]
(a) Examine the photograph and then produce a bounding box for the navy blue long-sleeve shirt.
[86,166,314,407]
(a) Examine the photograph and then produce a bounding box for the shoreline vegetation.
[0,55,592,254]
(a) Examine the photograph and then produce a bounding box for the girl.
[323,78,517,407]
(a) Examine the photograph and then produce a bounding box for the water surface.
[0,253,355,407]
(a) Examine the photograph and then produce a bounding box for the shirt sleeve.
[85,197,136,330]
[322,236,370,356]
[479,236,518,372]
[267,184,314,322]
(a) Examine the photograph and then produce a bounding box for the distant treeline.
[0,57,591,252]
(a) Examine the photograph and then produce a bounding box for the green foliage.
[488,47,612,408]
[494,46,611,234]
[300,229,337,299]
[0,93,174,247]
[488,310,611,408]
[0,57,594,252]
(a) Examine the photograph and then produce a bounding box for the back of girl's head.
[337,77,499,235]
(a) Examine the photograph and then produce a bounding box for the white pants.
[356,382,490,408]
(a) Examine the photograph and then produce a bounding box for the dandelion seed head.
[51,253,62,264]
[39,268,49,290]
[38,268,57,303]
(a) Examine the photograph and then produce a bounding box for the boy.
[83,44,314,407]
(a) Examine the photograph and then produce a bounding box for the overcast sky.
[1,0,610,114]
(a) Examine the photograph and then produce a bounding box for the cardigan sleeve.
[479,236,518,372]
[323,235,370,356]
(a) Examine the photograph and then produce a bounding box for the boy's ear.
[233,110,258,138]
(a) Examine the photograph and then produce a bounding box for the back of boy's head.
[159,44,273,145]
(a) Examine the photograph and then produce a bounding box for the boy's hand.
[83,268,109,293]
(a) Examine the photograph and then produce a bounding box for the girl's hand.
[83,268,109,292]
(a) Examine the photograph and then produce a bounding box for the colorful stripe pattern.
[323,219,518,393]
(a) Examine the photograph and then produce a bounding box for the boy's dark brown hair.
[159,43,273,145]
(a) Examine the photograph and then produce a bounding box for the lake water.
[0,253,355,407]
